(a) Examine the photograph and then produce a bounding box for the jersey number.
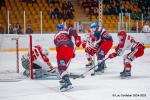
[55,33,68,43]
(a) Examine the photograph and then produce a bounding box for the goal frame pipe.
[11,37,19,73]
[29,35,33,79]
[16,39,19,73]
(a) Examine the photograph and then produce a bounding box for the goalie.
[21,45,56,78]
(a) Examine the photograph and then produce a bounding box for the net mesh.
[0,34,28,82]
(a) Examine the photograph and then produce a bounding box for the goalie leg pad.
[21,57,30,70]
[33,63,42,78]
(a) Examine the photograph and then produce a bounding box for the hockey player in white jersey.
[109,30,145,78]
[21,45,55,78]
[82,29,95,67]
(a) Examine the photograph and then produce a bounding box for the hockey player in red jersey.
[82,29,95,67]
[54,24,81,92]
[85,22,113,73]
[109,30,145,78]
[21,45,55,78]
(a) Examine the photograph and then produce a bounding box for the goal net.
[0,34,34,81]
[0,34,56,81]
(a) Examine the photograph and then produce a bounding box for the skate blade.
[59,83,65,86]
[60,85,73,92]
[86,65,93,68]
[120,76,131,79]
[91,71,104,76]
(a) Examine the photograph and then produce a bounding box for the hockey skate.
[120,69,131,79]
[86,61,94,68]
[60,75,73,92]
[95,62,105,73]
[91,63,104,76]
[59,80,65,86]
[120,68,125,75]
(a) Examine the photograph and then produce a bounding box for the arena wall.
[0,33,150,52]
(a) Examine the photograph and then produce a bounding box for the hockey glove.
[75,36,81,47]
[109,52,117,59]
[72,52,75,58]
[85,46,97,56]
[115,45,123,56]
[82,40,86,48]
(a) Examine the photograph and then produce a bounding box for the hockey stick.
[72,57,109,79]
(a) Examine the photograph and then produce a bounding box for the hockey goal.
[0,34,56,81]
[0,34,34,81]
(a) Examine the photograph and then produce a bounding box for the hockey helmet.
[57,24,64,31]
[117,30,127,41]
[90,22,99,32]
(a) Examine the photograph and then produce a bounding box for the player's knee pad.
[97,49,105,60]
[124,62,131,68]
[58,59,67,73]
[123,55,132,68]
[58,59,66,66]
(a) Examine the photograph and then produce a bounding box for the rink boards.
[0,33,150,52]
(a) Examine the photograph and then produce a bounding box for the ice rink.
[0,49,150,100]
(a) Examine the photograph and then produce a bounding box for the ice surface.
[0,49,150,100]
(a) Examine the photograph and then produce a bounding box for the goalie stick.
[71,57,109,79]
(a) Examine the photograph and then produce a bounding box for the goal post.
[29,34,33,79]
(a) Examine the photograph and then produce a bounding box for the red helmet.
[117,30,127,40]
[118,30,126,37]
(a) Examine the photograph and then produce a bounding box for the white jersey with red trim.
[116,35,143,56]
[22,45,50,69]
[83,29,95,47]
